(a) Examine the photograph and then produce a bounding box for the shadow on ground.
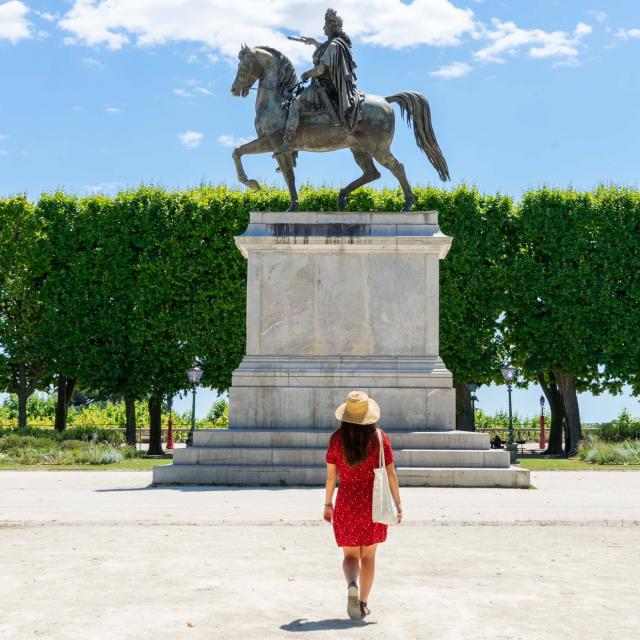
[280,618,376,632]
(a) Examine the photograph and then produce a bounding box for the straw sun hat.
[335,391,380,426]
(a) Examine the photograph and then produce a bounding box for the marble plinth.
[229,212,454,431]
[153,211,530,488]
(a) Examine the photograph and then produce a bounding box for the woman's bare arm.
[324,463,337,522]
[386,462,403,522]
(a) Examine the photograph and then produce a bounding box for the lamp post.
[539,394,546,451]
[187,362,203,446]
[500,364,517,462]
[468,381,479,431]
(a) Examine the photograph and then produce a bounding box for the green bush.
[596,410,640,442]
[0,433,128,465]
[0,426,124,446]
[577,438,640,464]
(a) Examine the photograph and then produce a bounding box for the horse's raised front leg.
[232,136,274,191]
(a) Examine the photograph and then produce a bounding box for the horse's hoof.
[287,201,300,212]
[246,179,261,191]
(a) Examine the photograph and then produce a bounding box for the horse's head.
[231,44,261,97]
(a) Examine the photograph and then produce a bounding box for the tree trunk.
[124,396,137,446]
[454,380,474,431]
[538,372,565,455]
[147,395,164,456]
[54,375,76,432]
[554,369,582,457]
[16,363,31,430]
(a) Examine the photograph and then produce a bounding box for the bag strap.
[376,428,386,469]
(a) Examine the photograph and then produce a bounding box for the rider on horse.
[277,8,365,156]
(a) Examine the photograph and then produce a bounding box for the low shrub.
[596,410,640,442]
[577,438,640,465]
[0,433,129,465]
[0,426,124,445]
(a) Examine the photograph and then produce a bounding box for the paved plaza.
[1,471,639,639]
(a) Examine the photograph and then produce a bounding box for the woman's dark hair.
[338,420,377,466]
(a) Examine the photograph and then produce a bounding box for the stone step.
[192,429,491,450]
[174,446,510,468]
[152,463,529,488]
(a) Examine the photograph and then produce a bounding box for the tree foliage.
[1,185,638,455]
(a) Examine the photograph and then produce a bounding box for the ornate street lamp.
[468,381,480,431]
[500,364,517,462]
[187,362,203,446]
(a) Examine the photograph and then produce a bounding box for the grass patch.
[518,457,640,470]
[0,458,169,471]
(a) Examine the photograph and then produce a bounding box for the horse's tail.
[385,91,450,182]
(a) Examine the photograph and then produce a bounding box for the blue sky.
[1,0,639,421]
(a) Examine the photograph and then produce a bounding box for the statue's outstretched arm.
[288,35,321,47]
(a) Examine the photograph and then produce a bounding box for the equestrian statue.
[230,8,450,212]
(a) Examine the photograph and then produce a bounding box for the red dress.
[325,430,395,547]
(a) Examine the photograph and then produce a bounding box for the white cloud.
[475,19,592,63]
[0,149,8,156]
[57,0,477,60]
[37,10,58,23]
[104,105,121,113]
[187,53,198,63]
[616,27,640,40]
[0,1,32,43]
[430,61,471,78]
[217,133,252,147]
[206,53,219,64]
[587,10,607,24]
[82,56,102,66]
[179,130,203,148]
[174,79,213,98]
[0,133,7,139]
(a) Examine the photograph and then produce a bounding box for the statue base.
[230,211,454,431]
[153,212,529,487]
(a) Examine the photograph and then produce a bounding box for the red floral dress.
[325,430,394,547]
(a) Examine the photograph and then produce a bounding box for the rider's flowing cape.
[314,37,365,130]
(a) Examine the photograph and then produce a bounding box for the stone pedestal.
[229,212,455,430]
[153,211,530,488]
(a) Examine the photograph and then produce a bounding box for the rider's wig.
[324,8,352,46]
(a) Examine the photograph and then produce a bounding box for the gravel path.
[1,471,638,639]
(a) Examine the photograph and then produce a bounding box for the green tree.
[414,187,512,430]
[0,196,52,427]
[591,187,640,397]
[505,188,604,455]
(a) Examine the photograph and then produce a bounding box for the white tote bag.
[372,428,398,525]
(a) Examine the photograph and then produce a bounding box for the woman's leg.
[342,546,361,584]
[359,543,378,603]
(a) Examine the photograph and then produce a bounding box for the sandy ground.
[1,471,639,640]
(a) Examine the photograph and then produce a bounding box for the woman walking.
[324,391,403,620]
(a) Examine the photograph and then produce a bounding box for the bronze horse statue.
[230,45,450,211]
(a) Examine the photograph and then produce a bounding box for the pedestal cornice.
[235,211,453,258]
